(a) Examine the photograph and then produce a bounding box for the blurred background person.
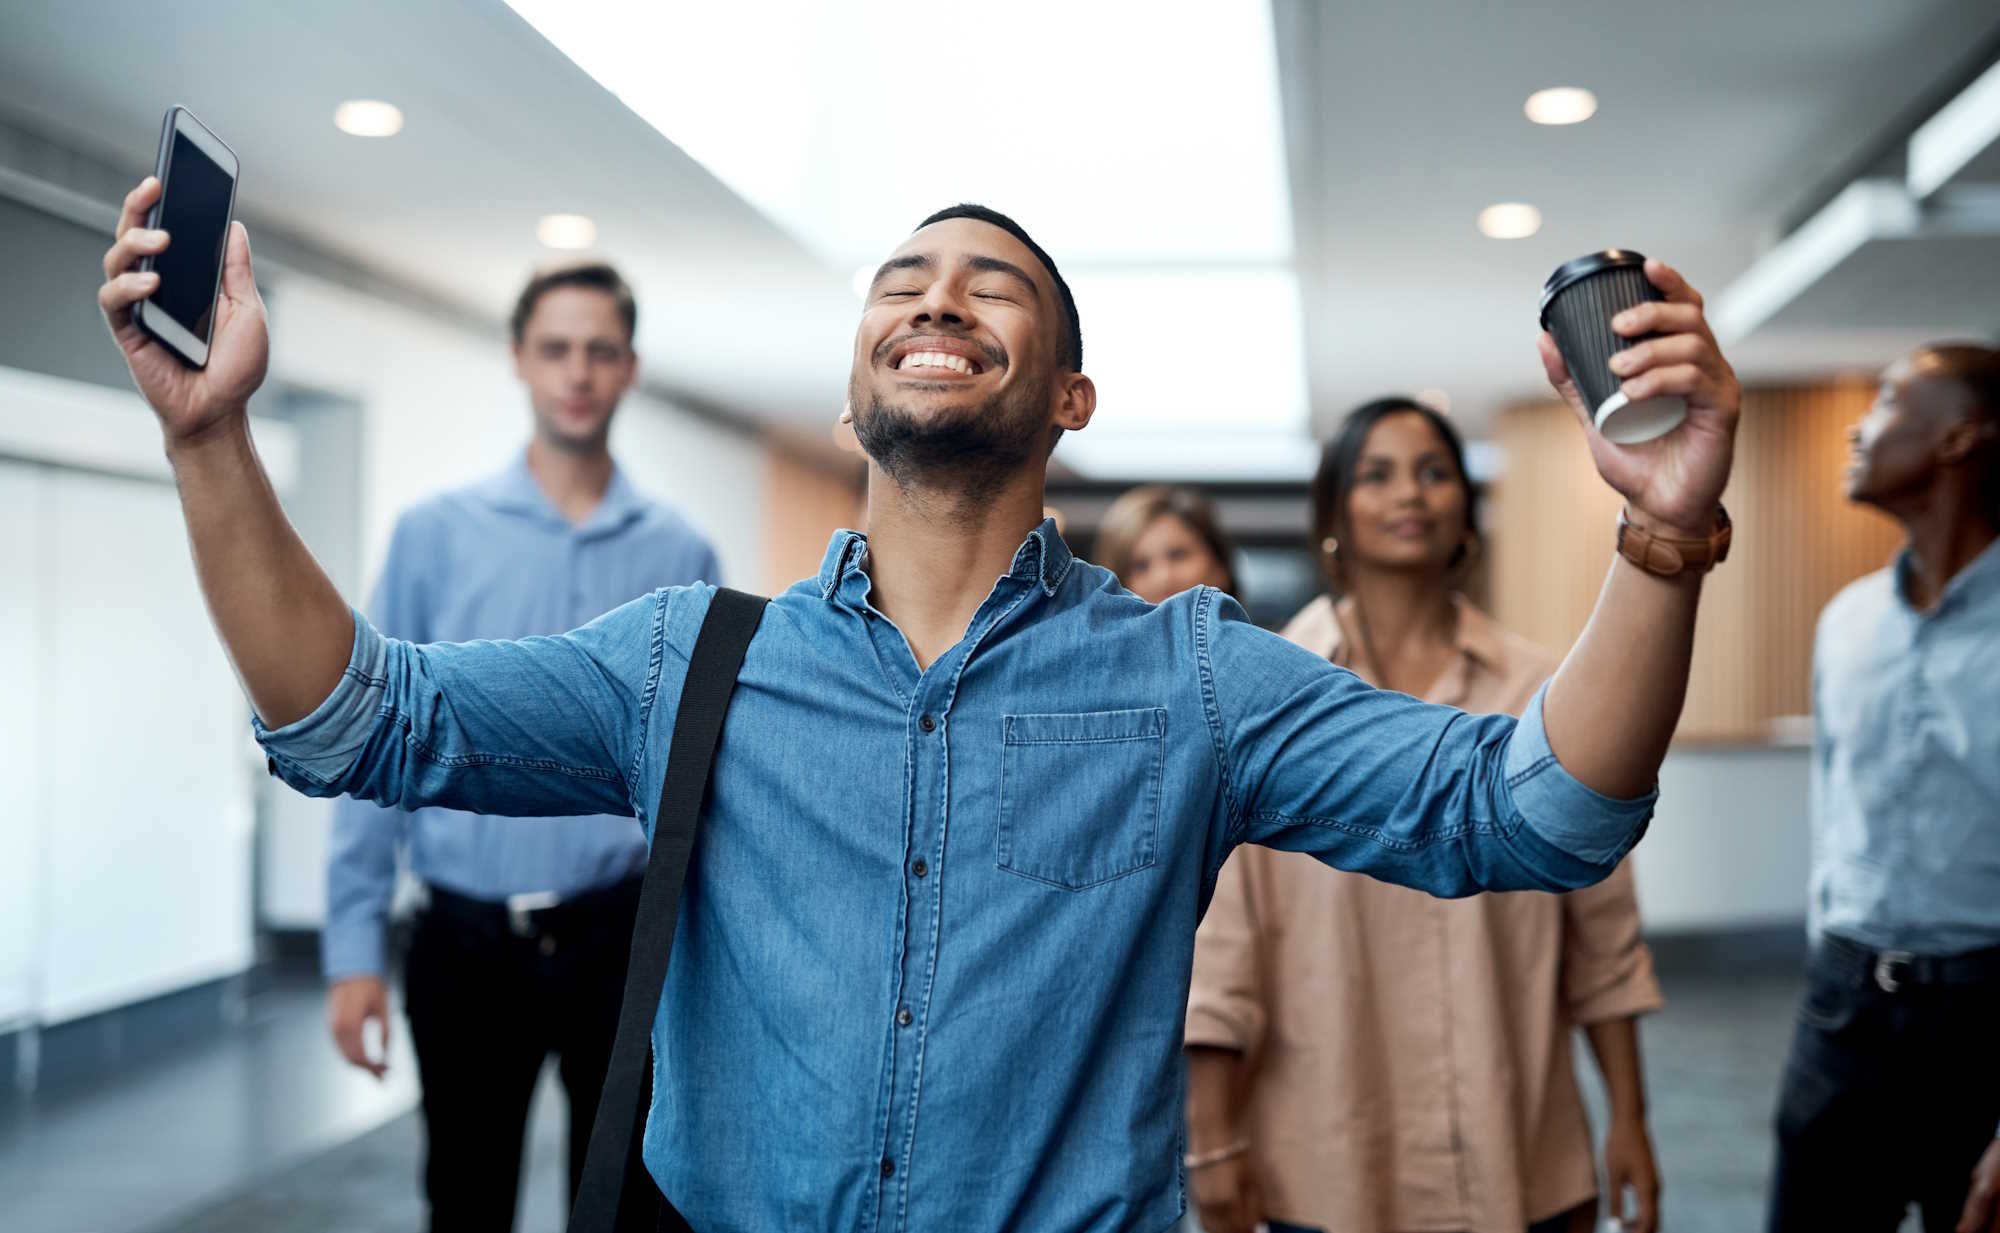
[1769,342,2000,1233]
[1094,483,1239,602]
[323,261,720,1233]
[1180,397,1663,1233]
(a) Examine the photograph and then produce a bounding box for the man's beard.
[851,378,1051,507]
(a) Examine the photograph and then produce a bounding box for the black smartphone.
[133,106,239,369]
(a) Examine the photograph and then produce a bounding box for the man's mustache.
[870,332,1008,371]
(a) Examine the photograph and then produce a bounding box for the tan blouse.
[1186,595,1662,1233]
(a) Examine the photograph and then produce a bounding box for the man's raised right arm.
[100,175,349,728]
[100,178,657,821]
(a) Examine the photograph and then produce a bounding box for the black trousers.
[1767,935,2000,1232]
[404,878,656,1233]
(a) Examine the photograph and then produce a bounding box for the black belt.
[423,876,643,942]
[1819,932,2000,993]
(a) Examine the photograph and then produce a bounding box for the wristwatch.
[1615,504,1732,577]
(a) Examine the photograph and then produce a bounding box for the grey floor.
[0,955,1916,1233]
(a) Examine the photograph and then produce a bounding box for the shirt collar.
[474,450,646,534]
[817,517,1077,605]
[1892,534,2000,617]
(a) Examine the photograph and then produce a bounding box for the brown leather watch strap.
[1615,504,1732,577]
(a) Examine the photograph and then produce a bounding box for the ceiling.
[2,0,1996,475]
[1276,0,2000,435]
[0,0,855,421]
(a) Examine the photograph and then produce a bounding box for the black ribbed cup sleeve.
[1543,265,1666,415]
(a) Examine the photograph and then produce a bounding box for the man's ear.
[509,340,525,381]
[1937,418,1983,466]
[1054,372,1096,433]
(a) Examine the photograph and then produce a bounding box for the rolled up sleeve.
[1559,859,1664,1025]
[255,609,394,789]
[1503,682,1655,868]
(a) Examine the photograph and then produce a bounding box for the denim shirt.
[257,520,1652,1233]
[1811,536,2000,954]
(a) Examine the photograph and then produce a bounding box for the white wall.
[1632,745,1813,934]
[0,460,44,1028]
[0,373,300,1026]
[253,272,768,929]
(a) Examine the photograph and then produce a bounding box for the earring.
[1321,536,1339,557]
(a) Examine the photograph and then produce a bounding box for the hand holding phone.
[98,107,269,445]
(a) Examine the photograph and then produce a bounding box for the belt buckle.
[1874,950,1913,993]
[506,891,560,938]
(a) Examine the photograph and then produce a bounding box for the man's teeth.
[900,350,977,374]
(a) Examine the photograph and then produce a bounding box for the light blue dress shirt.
[1811,536,2000,954]
[320,454,721,980]
[268,520,1652,1233]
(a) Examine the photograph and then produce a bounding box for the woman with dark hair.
[1095,484,1238,602]
[1183,398,1664,1233]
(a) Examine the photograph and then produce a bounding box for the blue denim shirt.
[322,455,721,980]
[1811,536,2000,954]
[259,520,1652,1233]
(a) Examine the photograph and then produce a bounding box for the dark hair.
[1310,396,1481,585]
[916,204,1082,371]
[510,262,637,346]
[1917,341,2000,520]
[1094,485,1239,596]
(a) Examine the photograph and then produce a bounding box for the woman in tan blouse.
[1181,399,1664,1233]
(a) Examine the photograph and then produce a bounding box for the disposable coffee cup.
[1539,249,1687,445]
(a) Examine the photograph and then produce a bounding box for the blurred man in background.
[323,262,720,1232]
[1770,342,2000,1233]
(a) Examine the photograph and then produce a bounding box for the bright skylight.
[1067,268,1306,433]
[504,0,1312,474]
[503,0,1293,266]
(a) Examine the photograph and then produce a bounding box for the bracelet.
[1183,1138,1250,1170]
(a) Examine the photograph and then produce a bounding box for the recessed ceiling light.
[333,100,403,138]
[1524,87,1596,126]
[1415,387,1451,413]
[851,264,876,299]
[1477,202,1542,239]
[536,214,597,250]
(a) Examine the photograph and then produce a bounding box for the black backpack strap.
[569,587,769,1233]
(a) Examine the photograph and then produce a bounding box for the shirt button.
[919,713,937,733]
[880,1157,895,1178]
[911,858,928,878]
[896,1006,913,1027]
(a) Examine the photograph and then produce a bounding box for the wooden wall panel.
[1489,381,1904,742]
[760,446,865,596]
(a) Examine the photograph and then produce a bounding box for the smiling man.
[100,184,1740,1233]
[1769,342,2000,1233]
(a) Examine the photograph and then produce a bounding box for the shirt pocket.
[997,708,1166,891]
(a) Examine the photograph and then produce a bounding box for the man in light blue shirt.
[1770,343,2000,1233]
[101,192,1742,1233]
[323,261,720,1233]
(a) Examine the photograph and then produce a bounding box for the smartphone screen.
[151,130,234,341]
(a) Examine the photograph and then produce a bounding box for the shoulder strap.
[570,587,769,1233]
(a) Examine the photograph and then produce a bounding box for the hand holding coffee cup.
[1534,254,1740,535]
